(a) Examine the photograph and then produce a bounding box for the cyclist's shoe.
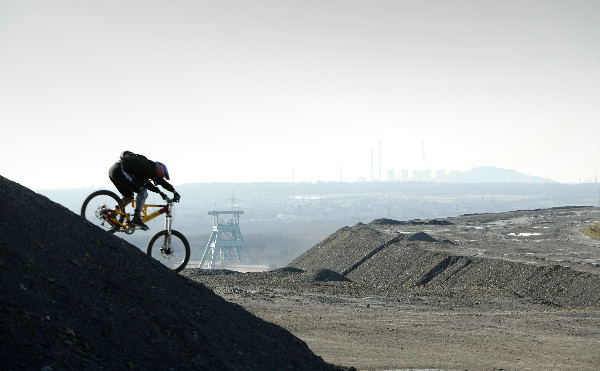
[129,215,149,231]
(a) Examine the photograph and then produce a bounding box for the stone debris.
[288,218,600,308]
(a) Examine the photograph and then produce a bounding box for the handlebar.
[159,192,180,203]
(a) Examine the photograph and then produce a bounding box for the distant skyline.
[1,0,599,189]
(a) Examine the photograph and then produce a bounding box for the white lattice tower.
[199,210,253,269]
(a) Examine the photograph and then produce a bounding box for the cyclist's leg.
[134,187,148,216]
[109,162,148,229]
[109,163,135,209]
[130,187,149,229]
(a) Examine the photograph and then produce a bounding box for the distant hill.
[437,166,555,183]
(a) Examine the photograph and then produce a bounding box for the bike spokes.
[81,191,125,233]
[147,230,190,272]
[159,235,184,264]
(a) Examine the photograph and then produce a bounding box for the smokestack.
[370,149,374,182]
[379,140,382,182]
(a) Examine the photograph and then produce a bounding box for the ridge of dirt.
[308,269,351,282]
[370,218,453,226]
[0,175,344,370]
[406,232,438,242]
[287,219,600,308]
[289,224,392,275]
[346,242,600,308]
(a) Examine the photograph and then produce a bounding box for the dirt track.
[184,207,600,370]
[208,283,600,370]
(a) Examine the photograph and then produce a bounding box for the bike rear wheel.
[146,230,190,272]
[81,190,125,233]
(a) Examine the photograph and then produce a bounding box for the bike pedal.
[130,223,149,231]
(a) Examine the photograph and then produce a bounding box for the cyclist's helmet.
[155,162,170,180]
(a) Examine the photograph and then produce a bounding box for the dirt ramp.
[0,175,340,370]
[289,224,394,274]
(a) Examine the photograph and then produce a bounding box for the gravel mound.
[349,243,600,307]
[306,269,351,282]
[290,222,600,308]
[406,219,454,226]
[289,224,392,274]
[370,218,453,226]
[183,266,347,288]
[407,232,438,242]
[0,175,342,370]
[370,218,405,225]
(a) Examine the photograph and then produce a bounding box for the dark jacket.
[121,152,175,193]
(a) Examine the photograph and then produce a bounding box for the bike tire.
[146,229,190,272]
[81,190,125,234]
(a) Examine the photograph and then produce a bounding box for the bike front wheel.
[146,230,190,272]
[81,190,125,233]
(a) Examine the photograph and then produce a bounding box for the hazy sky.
[1,0,599,189]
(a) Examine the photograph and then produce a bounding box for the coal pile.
[370,218,405,225]
[307,269,351,282]
[407,219,453,226]
[0,175,342,370]
[288,223,600,308]
[406,232,438,242]
[290,224,392,274]
[370,218,453,226]
[184,267,353,287]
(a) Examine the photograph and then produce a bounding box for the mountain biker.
[108,151,180,230]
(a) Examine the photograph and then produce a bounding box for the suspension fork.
[163,203,173,247]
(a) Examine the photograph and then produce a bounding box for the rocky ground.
[183,207,600,370]
[3,171,600,370]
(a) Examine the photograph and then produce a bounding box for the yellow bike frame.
[108,201,170,231]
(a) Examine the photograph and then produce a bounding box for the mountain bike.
[81,190,190,272]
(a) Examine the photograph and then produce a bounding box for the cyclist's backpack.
[120,151,150,172]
